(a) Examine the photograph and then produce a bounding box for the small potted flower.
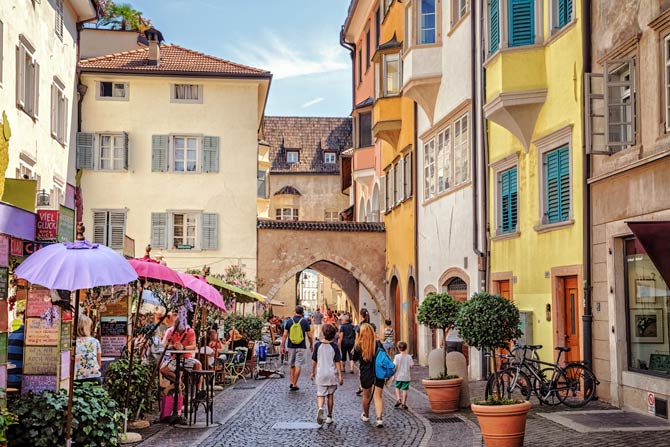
[455,292,530,447]
[417,292,463,413]
[0,406,18,447]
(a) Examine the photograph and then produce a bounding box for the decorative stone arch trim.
[423,284,437,298]
[438,267,471,293]
[386,265,403,314]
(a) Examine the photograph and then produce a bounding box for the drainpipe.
[413,101,419,356]
[340,26,356,111]
[582,0,593,370]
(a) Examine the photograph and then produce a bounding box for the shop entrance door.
[563,276,580,363]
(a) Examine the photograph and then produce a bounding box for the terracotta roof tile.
[257,220,385,233]
[80,44,270,77]
[263,116,352,174]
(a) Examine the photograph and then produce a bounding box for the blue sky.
[131,0,352,117]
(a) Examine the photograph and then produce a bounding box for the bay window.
[418,0,437,44]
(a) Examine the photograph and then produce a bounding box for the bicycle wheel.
[535,367,567,406]
[560,364,597,408]
[485,368,531,401]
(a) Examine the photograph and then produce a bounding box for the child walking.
[393,341,413,409]
[311,323,344,425]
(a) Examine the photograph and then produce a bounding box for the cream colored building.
[1,0,97,208]
[77,31,271,275]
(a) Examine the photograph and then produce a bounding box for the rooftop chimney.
[144,28,164,66]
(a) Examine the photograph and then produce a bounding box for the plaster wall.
[80,28,144,59]
[269,174,349,222]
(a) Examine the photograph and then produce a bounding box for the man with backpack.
[281,305,312,391]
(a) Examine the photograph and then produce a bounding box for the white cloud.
[301,97,325,108]
[228,31,349,79]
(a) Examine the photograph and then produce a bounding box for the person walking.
[74,314,102,384]
[352,323,386,427]
[281,305,312,391]
[312,307,323,341]
[354,308,376,396]
[338,314,356,374]
[393,341,413,409]
[383,320,395,355]
[310,323,343,425]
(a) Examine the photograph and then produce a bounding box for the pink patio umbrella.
[177,272,226,311]
[128,257,185,287]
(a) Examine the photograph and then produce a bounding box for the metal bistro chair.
[224,347,248,385]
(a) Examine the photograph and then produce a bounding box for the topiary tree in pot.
[416,292,463,413]
[455,292,529,447]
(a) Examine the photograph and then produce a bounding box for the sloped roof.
[80,44,271,78]
[274,185,302,196]
[264,116,352,174]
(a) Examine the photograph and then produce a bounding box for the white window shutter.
[201,213,219,250]
[405,153,412,198]
[151,135,169,172]
[123,132,129,170]
[380,175,387,214]
[50,84,57,137]
[76,132,95,169]
[151,212,168,249]
[61,96,68,144]
[15,45,24,107]
[388,168,394,209]
[398,158,405,203]
[33,61,39,117]
[108,211,126,250]
[92,211,107,245]
[202,136,220,173]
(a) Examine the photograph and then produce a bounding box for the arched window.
[444,277,468,302]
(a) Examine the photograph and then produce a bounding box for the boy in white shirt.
[311,323,344,425]
[393,341,413,410]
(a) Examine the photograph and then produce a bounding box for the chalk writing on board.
[23,346,59,375]
[25,318,59,346]
[101,336,127,357]
[22,375,57,395]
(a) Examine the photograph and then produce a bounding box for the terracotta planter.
[422,377,463,413]
[471,400,532,447]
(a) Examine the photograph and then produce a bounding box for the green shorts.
[394,380,410,391]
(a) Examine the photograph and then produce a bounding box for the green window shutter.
[509,0,534,47]
[202,136,220,173]
[93,211,107,245]
[545,147,570,224]
[558,0,572,29]
[489,0,500,54]
[108,211,126,250]
[558,147,570,221]
[123,132,129,170]
[500,167,518,233]
[76,132,95,169]
[151,212,168,249]
[151,135,169,172]
[201,213,219,250]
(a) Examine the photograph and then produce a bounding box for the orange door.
[563,277,580,363]
[498,280,511,300]
[394,285,401,342]
[411,298,418,356]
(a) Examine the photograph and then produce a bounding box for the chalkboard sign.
[22,375,57,395]
[25,318,59,346]
[100,319,127,336]
[101,336,127,357]
[23,346,59,375]
[60,323,71,351]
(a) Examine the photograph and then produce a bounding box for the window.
[453,114,469,185]
[404,152,413,198]
[358,112,372,147]
[172,213,197,249]
[386,167,394,210]
[418,0,437,44]
[287,150,299,164]
[509,0,535,47]
[436,127,451,192]
[624,238,670,376]
[324,152,337,164]
[150,211,217,250]
[375,8,381,48]
[97,81,128,100]
[92,210,126,250]
[50,80,68,144]
[488,0,500,54]
[385,0,393,15]
[666,37,670,132]
[452,0,468,25]
[552,0,573,31]
[543,146,570,224]
[423,139,436,200]
[275,208,299,221]
[172,84,202,103]
[366,29,371,70]
[16,39,39,118]
[257,170,268,198]
[383,53,401,96]
[55,0,64,40]
[50,185,63,209]
[358,48,363,84]
[606,60,635,153]
[99,134,126,171]
[324,210,339,222]
[173,136,198,172]
[498,167,518,234]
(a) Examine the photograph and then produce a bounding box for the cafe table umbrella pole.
[65,289,82,447]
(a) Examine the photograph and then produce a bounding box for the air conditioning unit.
[36,190,50,207]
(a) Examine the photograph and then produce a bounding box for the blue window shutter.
[500,167,518,233]
[557,0,572,28]
[509,0,534,47]
[489,0,500,54]
[545,147,570,223]
[558,147,570,221]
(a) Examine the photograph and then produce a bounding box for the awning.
[205,276,261,304]
[627,221,670,287]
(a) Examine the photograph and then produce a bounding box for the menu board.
[22,375,57,395]
[57,206,75,243]
[60,322,72,351]
[25,318,59,346]
[0,236,8,268]
[27,289,51,317]
[101,317,127,336]
[60,351,70,379]
[23,346,59,375]
[101,336,127,357]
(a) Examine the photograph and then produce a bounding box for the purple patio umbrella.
[14,224,138,447]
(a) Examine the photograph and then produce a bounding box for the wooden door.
[563,276,580,363]
[394,284,401,342]
[411,297,418,356]
[498,280,511,300]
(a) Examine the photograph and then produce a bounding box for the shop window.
[624,238,670,375]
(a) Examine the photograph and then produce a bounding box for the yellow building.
[485,0,584,363]
[375,1,416,350]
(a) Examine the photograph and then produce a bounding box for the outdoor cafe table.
[165,350,197,423]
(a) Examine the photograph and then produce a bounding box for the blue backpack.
[375,348,396,379]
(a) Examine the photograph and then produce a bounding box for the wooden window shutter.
[201,213,219,250]
[488,0,499,54]
[397,158,405,203]
[108,211,126,250]
[151,212,168,249]
[93,211,107,246]
[151,135,169,172]
[380,175,387,214]
[123,132,129,170]
[509,0,534,47]
[76,132,95,169]
[202,136,220,173]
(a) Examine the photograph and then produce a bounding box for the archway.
[407,276,417,356]
[358,200,366,222]
[389,275,401,342]
[365,199,372,222]
[371,183,380,222]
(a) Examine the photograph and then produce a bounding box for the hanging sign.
[57,206,75,242]
[23,346,59,375]
[25,318,59,346]
[36,210,59,241]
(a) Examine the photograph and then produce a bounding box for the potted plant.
[455,292,529,447]
[0,407,18,447]
[416,292,463,413]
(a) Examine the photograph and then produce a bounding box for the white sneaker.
[360,413,369,422]
[376,418,384,427]
[317,407,324,425]
[325,416,333,424]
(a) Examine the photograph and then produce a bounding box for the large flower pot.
[471,400,532,447]
[422,377,463,413]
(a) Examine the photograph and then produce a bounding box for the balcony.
[373,96,402,148]
[483,46,547,151]
[402,45,442,124]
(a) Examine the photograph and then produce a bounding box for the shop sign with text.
[36,210,59,241]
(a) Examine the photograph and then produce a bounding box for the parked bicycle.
[485,344,599,408]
